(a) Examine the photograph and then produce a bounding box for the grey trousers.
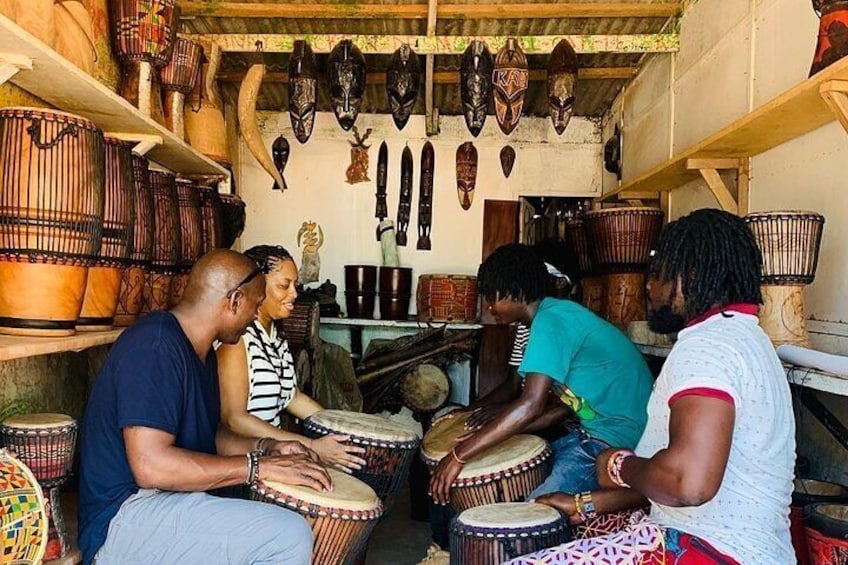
[94,489,313,565]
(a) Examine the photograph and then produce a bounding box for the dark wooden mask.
[493,39,529,136]
[327,40,366,131]
[547,39,579,135]
[288,40,317,144]
[386,44,421,131]
[460,41,494,137]
[271,136,289,191]
[456,142,478,211]
[396,145,414,246]
[417,141,435,250]
[500,145,516,178]
[376,141,388,221]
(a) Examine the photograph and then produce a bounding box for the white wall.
[235,111,602,313]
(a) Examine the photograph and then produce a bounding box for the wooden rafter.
[186,33,679,55]
[181,2,683,20]
[425,0,439,135]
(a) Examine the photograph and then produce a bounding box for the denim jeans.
[528,428,608,499]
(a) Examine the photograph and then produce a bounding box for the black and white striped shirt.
[243,321,297,427]
[509,323,530,367]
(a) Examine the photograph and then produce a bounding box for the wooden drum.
[421,410,472,469]
[0,449,48,565]
[169,179,202,307]
[115,154,155,326]
[78,136,134,331]
[0,108,104,336]
[745,211,825,347]
[566,217,606,315]
[584,207,664,330]
[277,296,321,358]
[400,363,450,413]
[196,182,224,254]
[303,409,421,511]
[450,503,569,565]
[219,193,246,249]
[160,37,203,140]
[416,274,478,323]
[253,468,382,565]
[143,170,181,313]
[185,40,231,167]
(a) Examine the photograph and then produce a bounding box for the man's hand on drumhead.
[429,452,462,506]
[464,405,502,431]
[311,434,367,474]
[267,439,319,461]
[533,492,583,525]
[260,455,333,492]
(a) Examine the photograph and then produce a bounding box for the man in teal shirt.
[430,244,653,503]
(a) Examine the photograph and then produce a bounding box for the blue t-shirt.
[518,298,652,448]
[77,312,220,564]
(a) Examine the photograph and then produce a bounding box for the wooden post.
[425,0,439,135]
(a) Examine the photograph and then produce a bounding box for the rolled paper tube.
[378,220,400,267]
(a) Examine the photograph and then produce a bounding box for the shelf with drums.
[0,13,226,176]
[0,330,124,362]
[599,55,848,211]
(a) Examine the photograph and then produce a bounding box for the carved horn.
[238,64,286,191]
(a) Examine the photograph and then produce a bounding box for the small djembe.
[143,170,181,313]
[0,414,79,561]
[566,217,606,316]
[745,211,825,347]
[169,179,203,306]
[160,37,204,140]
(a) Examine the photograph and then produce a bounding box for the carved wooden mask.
[327,40,366,131]
[456,142,478,211]
[271,135,289,191]
[376,141,388,220]
[547,39,579,135]
[493,39,529,135]
[396,145,414,246]
[500,145,516,178]
[386,44,421,131]
[288,40,317,144]
[417,141,434,250]
[460,41,494,137]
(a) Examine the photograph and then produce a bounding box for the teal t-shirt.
[518,298,652,448]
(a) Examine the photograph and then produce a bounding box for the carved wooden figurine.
[456,142,478,211]
[297,221,324,285]
[417,141,435,251]
[460,41,494,137]
[500,145,516,178]
[271,136,289,191]
[396,145,414,246]
[288,40,318,144]
[548,39,579,135]
[386,44,421,131]
[493,39,529,135]
[328,39,366,131]
[345,126,372,185]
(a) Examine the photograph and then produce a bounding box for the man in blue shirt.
[430,243,653,504]
[78,250,331,565]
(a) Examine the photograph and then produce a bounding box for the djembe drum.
[379,266,413,320]
[196,182,224,254]
[219,193,246,249]
[416,274,478,323]
[400,363,450,413]
[566,217,606,315]
[805,503,848,564]
[277,296,321,358]
[584,207,664,330]
[345,265,378,319]
[421,410,473,469]
[114,154,155,326]
[185,40,231,167]
[450,503,569,565]
[110,0,179,124]
[169,179,202,306]
[0,414,78,561]
[143,170,181,313]
[160,37,203,140]
[745,211,825,347]
[302,410,421,511]
[0,107,104,337]
[78,136,134,331]
[0,448,48,565]
[253,468,382,565]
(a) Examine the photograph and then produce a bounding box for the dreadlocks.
[648,208,762,319]
[243,245,294,273]
[478,243,548,304]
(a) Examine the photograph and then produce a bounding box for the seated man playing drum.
[430,243,653,504]
[509,209,795,564]
[78,250,331,565]
[217,245,367,472]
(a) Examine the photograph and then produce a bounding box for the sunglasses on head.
[225,265,267,299]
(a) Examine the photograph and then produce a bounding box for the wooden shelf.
[601,55,848,202]
[0,14,227,176]
[0,329,123,362]
[320,317,483,330]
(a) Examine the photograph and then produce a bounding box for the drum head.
[457,502,562,530]
[306,409,420,443]
[258,467,381,514]
[400,364,450,412]
[422,411,471,463]
[458,435,549,479]
[0,449,48,564]
[1,413,76,430]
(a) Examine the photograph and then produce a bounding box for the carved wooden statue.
[460,41,494,137]
[456,142,478,211]
[327,39,366,131]
[417,141,435,250]
[396,145,414,246]
[288,40,318,144]
[493,39,529,135]
[375,141,388,240]
[271,135,289,191]
[548,39,579,135]
[386,44,421,131]
[345,126,372,185]
[500,145,516,178]
[297,221,324,285]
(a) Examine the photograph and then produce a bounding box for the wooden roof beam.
[187,34,679,55]
[180,2,683,20]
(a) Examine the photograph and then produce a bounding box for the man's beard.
[648,304,686,335]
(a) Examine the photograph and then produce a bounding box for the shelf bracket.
[820,79,848,135]
[105,132,163,156]
[0,53,33,86]
[686,158,747,215]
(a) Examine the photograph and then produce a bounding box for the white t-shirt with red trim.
[635,310,795,564]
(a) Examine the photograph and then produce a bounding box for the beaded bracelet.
[580,491,597,520]
[245,450,261,485]
[607,449,635,488]
[254,437,274,456]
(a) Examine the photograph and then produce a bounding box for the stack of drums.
[77,136,134,331]
[566,217,606,315]
[196,182,224,254]
[584,207,664,330]
[792,479,848,565]
[303,409,421,513]
[219,193,246,249]
[0,414,79,561]
[253,468,383,565]
[160,37,204,140]
[345,265,377,319]
[144,171,181,313]
[114,155,155,326]
[0,107,104,336]
[379,266,412,320]
[170,179,203,306]
[110,0,179,125]
[745,211,825,347]
[0,448,48,564]
[416,274,478,323]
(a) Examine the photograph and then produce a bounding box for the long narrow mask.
[417,141,434,250]
[456,142,478,211]
[548,39,579,135]
[328,39,366,131]
[386,44,421,131]
[460,41,494,137]
[396,145,414,246]
[288,40,317,144]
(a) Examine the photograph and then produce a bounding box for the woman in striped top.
[217,245,366,472]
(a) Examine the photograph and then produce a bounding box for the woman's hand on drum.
[429,452,463,506]
[266,439,320,462]
[309,434,367,473]
[259,454,333,492]
[533,493,584,525]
